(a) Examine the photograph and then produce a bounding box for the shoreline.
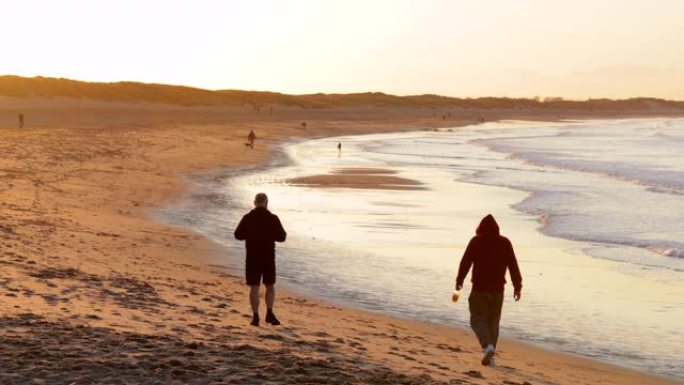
[159,121,681,382]
[1,103,681,384]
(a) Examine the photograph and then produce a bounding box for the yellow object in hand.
[451,290,460,303]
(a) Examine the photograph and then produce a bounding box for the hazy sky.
[2,0,683,99]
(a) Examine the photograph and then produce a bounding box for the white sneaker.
[481,344,495,366]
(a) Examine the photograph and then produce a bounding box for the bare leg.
[264,285,281,325]
[265,284,275,309]
[249,285,260,314]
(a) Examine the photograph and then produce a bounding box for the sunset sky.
[2,0,683,99]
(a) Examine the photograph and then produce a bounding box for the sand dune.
[3,75,684,111]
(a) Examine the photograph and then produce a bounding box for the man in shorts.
[234,193,287,326]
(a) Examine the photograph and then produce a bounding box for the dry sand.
[0,100,681,384]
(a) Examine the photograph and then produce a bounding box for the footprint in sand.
[463,370,484,378]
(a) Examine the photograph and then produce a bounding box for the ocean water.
[158,119,684,379]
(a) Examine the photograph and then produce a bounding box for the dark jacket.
[456,214,522,293]
[234,207,287,260]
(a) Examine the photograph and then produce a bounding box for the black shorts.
[245,259,276,286]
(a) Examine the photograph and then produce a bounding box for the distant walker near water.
[246,129,256,149]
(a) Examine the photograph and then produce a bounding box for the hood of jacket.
[476,214,500,236]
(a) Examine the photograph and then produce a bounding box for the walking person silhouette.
[456,214,522,366]
[247,130,256,149]
[234,193,287,326]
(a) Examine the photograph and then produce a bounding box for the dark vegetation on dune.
[2,75,683,111]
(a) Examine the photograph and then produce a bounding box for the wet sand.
[288,168,426,190]
[0,100,681,384]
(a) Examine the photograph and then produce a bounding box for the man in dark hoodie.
[234,193,287,326]
[456,214,522,366]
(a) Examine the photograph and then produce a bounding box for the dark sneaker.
[265,312,281,326]
[250,314,260,327]
[481,344,495,366]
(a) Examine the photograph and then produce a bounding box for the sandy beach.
[1,98,682,385]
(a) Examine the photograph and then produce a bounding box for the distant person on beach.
[247,129,256,149]
[234,193,287,326]
[18,113,24,129]
[456,214,522,366]
[337,142,342,154]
